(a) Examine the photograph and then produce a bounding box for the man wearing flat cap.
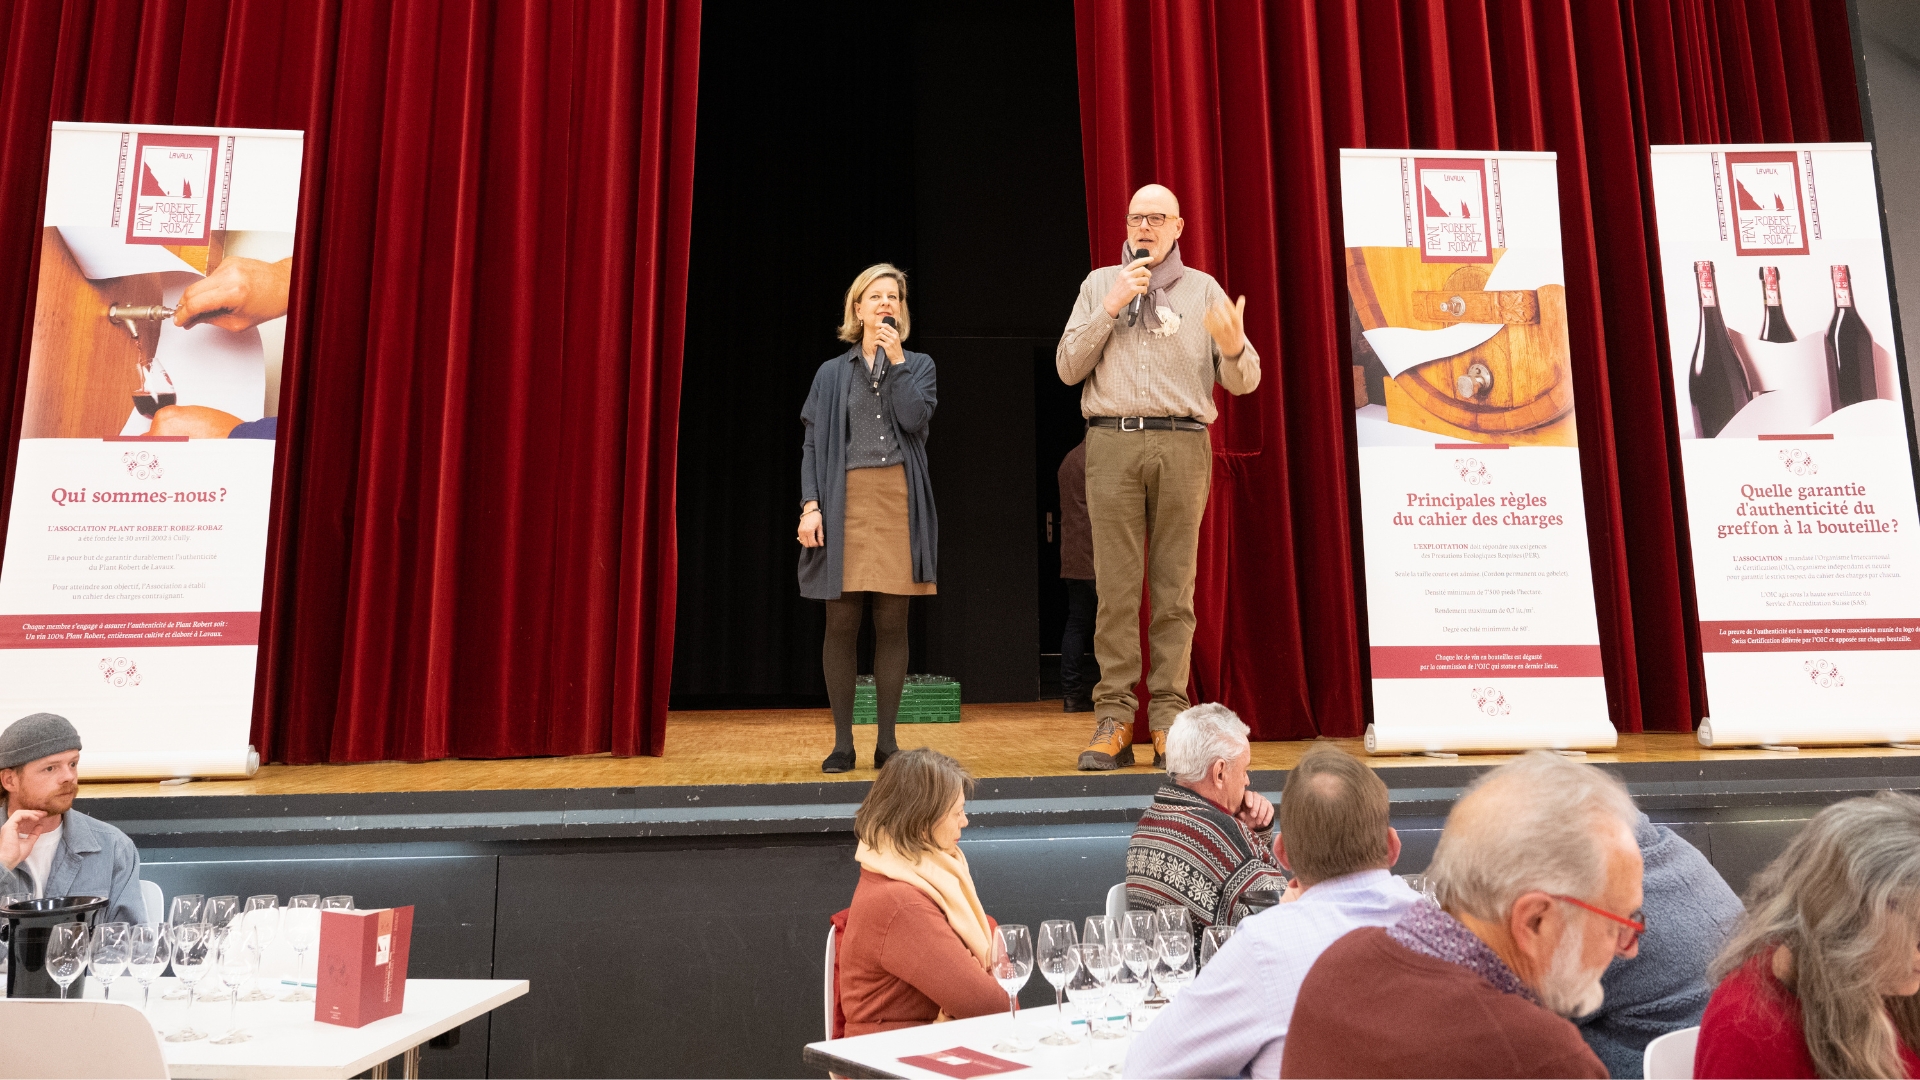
[0,713,145,923]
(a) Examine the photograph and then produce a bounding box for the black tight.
[824,592,908,754]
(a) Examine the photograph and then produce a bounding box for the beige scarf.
[856,839,995,970]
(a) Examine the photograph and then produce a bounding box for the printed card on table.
[897,1046,1029,1078]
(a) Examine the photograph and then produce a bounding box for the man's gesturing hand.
[1101,257,1153,319]
[1205,295,1247,358]
[1236,789,1274,831]
[0,807,51,871]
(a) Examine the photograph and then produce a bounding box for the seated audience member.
[1575,812,1744,1078]
[1126,703,1288,928]
[837,748,1005,1035]
[1282,752,1642,1079]
[1694,791,1920,1079]
[1123,745,1419,1078]
[0,713,145,922]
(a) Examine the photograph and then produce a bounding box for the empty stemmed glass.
[1065,943,1113,1078]
[282,895,321,1001]
[197,897,239,1001]
[989,923,1035,1054]
[1154,930,1194,1000]
[46,921,89,999]
[1035,919,1079,1046]
[1084,938,1125,1040]
[1082,915,1117,951]
[128,923,170,1013]
[321,895,353,912]
[1154,904,1190,938]
[165,923,211,1042]
[210,926,254,1045]
[238,896,279,1001]
[1116,937,1154,1028]
[89,922,130,1000]
[1119,910,1155,946]
[1199,924,1234,969]
[161,896,204,999]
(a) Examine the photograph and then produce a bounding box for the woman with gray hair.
[1695,792,1920,1078]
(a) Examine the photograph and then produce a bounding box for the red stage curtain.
[1072,0,1862,740]
[0,0,699,761]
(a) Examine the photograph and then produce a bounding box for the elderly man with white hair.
[1282,751,1639,1079]
[1123,703,1288,928]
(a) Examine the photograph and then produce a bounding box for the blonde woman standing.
[799,264,938,774]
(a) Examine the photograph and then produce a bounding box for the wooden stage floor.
[78,701,1920,799]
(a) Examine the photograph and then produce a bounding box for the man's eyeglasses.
[1126,213,1171,228]
[1551,894,1645,948]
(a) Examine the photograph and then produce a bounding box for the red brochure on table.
[315,906,414,1028]
[896,1047,1027,1078]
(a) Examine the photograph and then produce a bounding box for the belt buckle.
[1120,416,1145,432]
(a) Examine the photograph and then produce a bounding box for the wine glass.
[282,895,320,1001]
[1084,938,1125,1040]
[989,924,1035,1054]
[1065,943,1111,1078]
[210,926,254,1044]
[321,895,354,911]
[203,895,239,928]
[47,921,90,999]
[1154,930,1194,1000]
[1155,904,1191,937]
[161,897,204,999]
[1200,924,1235,969]
[238,896,279,1001]
[165,923,210,1042]
[128,923,170,1013]
[1035,919,1080,1046]
[89,922,130,1000]
[1119,910,1156,946]
[1082,914,1118,951]
[1116,938,1153,1028]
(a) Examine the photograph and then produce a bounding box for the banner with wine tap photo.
[0,122,304,778]
[1650,142,1920,747]
[1340,149,1617,755]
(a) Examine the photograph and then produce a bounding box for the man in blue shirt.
[1124,744,1418,1078]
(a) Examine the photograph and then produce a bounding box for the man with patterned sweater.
[1124,703,1288,928]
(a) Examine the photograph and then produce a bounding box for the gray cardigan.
[798,346,938,600]
[1575,813,1744,1078]
[0,807,146,925]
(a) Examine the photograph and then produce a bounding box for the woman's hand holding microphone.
[798,501,824,547]
[873,316,905,366]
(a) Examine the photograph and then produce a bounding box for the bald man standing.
[1057,185,1261,770]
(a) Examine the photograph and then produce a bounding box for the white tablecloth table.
[76,976,528,1079]
[804,1006,1144,1080]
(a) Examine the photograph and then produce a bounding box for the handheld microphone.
[872,315,899,390]
[1125,248,1150,327]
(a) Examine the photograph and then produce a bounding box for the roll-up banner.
[1650,143,1920,748]
[0,122,305,778]
[1341,149,1616,755]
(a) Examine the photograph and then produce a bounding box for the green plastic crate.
[853,674,961,724]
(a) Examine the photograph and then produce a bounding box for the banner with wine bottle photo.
[1650,142,1920,748]
[1340,149,1617,755]
[0,122,306,778]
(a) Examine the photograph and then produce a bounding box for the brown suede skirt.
[842,465,935,595]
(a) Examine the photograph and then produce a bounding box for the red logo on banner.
[99,656,141,687]
[1455,457,1491,485]
[1415,158,1493,263]
[1471,686,1511,716]
[1778,448,1818,476]
[1804,659,1845,688]
[1724,151,1811,257]
[126,134,221,246]
[122,450,163,480]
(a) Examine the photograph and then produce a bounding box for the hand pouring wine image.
[22,225,291,441]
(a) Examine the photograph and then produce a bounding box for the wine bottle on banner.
[1825,264,1876,410]
[1758,265,1796,342]
[1689,260,1752,439]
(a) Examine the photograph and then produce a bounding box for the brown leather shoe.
[1151,729,1168,769]
[1077,716,1135,770]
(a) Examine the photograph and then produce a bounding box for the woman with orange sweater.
[837,749,1008,1036]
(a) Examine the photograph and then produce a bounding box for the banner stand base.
[1758,744,1802,753]
[1417,750,1459,759]
[1892,743,1920,751]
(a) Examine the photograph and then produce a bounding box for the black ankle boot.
[822,748,856,774]
[873,745,899,771]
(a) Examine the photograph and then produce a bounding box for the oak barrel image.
[1347,246,1577,446]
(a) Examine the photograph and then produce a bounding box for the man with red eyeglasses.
[1283,753,1644,1079]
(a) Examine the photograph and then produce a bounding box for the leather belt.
[1088,416,1207,433]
